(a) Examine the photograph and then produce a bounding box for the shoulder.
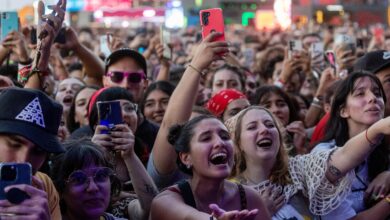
[311,140,336,153]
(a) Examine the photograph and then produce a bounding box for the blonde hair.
[226,106,291,185]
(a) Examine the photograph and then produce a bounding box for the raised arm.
[326,117,390,183]
[56,27,104,87]
[25,0,66,90]
[151,32,229,176]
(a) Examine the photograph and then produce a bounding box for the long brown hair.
[227,106,292,185]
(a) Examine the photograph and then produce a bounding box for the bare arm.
[25,0,66,90]
[151,32,229,175]
[349,199,390,220]
[326,117,390,183]
[57,27,104,87]
[150,190,211,220]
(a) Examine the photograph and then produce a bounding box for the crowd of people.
[1,0,390,219]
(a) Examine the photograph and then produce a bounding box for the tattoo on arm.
[327,165,342,178]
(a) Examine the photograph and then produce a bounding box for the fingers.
[95,125,109,134]
[209,203,226,217]
[203,32,224,43]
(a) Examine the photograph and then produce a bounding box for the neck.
[190,176,225,212]
[242,159,272,184]
[347,121,369,139]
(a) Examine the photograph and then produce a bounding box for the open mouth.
[256,138,273,148]
[210,152,228,165]
[63,96,73,105]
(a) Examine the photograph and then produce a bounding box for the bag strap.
[177,180,197,209]
[237,183,247,210]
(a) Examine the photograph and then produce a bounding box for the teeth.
[211,152,226,160]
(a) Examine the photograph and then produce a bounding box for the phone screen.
[160,26,172,60]
[100,35,111,58]
[288,40,303,58]
[0,12,19,41]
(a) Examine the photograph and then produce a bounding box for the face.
[284,73,302,94]
[119,99,138,133]
[303,36,320,50]
[239,109,280,164]
[63,164,111,219]
[74,88,97,126]
[103,57,148,104]
[375,67,390,117]
[259,93,290,126]
[212,69,243,96]
[143,90,170,124]
[222,98,250,122]
[55,78,84,114]
[295,96,308,121]
[0,135,47,174]
[183,118,234,179]
[341,77,385,129]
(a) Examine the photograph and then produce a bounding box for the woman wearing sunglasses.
[51,139,124,220]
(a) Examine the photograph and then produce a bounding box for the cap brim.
[0,120,64,153]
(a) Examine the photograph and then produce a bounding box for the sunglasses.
[106,71,146,84]
[66,167,113,187]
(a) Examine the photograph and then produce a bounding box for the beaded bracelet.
[188,64,205,77]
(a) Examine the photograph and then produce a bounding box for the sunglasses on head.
[106,71,146,84]
[66,167,113,187]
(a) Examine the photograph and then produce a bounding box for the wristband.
[188,64,205,77]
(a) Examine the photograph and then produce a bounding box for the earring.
[186,164,192,169]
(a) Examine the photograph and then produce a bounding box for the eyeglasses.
[106,71,146,84]
[121,102,138,113]
[66,167,113,187]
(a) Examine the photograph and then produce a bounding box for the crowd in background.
[1,0,390,219]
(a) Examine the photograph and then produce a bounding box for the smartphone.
[54,27,66,44]
[324,50,336,71]
[243,48,254,68]
[30,27,37,45]
[288,40,303,58]
[0,12,18,41]
[199,8,225,42]
[100,35,111,58]
[310,42,324,59]
[334,34,356,54]
[97,101,123,133]
[0,163,31,201]
[160,26,172,60]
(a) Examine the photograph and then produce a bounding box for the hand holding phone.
[200,8,225,42]
[0,163,31,204]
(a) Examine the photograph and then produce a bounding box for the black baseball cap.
[354,50,390,74]
[105,48,147,76]
[0,87,64,153]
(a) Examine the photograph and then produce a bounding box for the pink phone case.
[200,8,225,42]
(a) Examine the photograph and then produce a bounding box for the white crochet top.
[235,149,354,216]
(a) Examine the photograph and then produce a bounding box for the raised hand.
[190,32,229,71]
[0,176,50,220]
[210,203,259,220]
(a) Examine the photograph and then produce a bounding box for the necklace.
[193,184,225,213]
[242,174,261,186]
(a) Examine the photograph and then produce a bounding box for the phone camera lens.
[1,165,17,181]
[202,12,210,26]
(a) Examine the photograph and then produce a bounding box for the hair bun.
[168,124,184,145]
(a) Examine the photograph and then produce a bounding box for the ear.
[179,152,192,167]
[102,75,109,87]
[339,105,350,118]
